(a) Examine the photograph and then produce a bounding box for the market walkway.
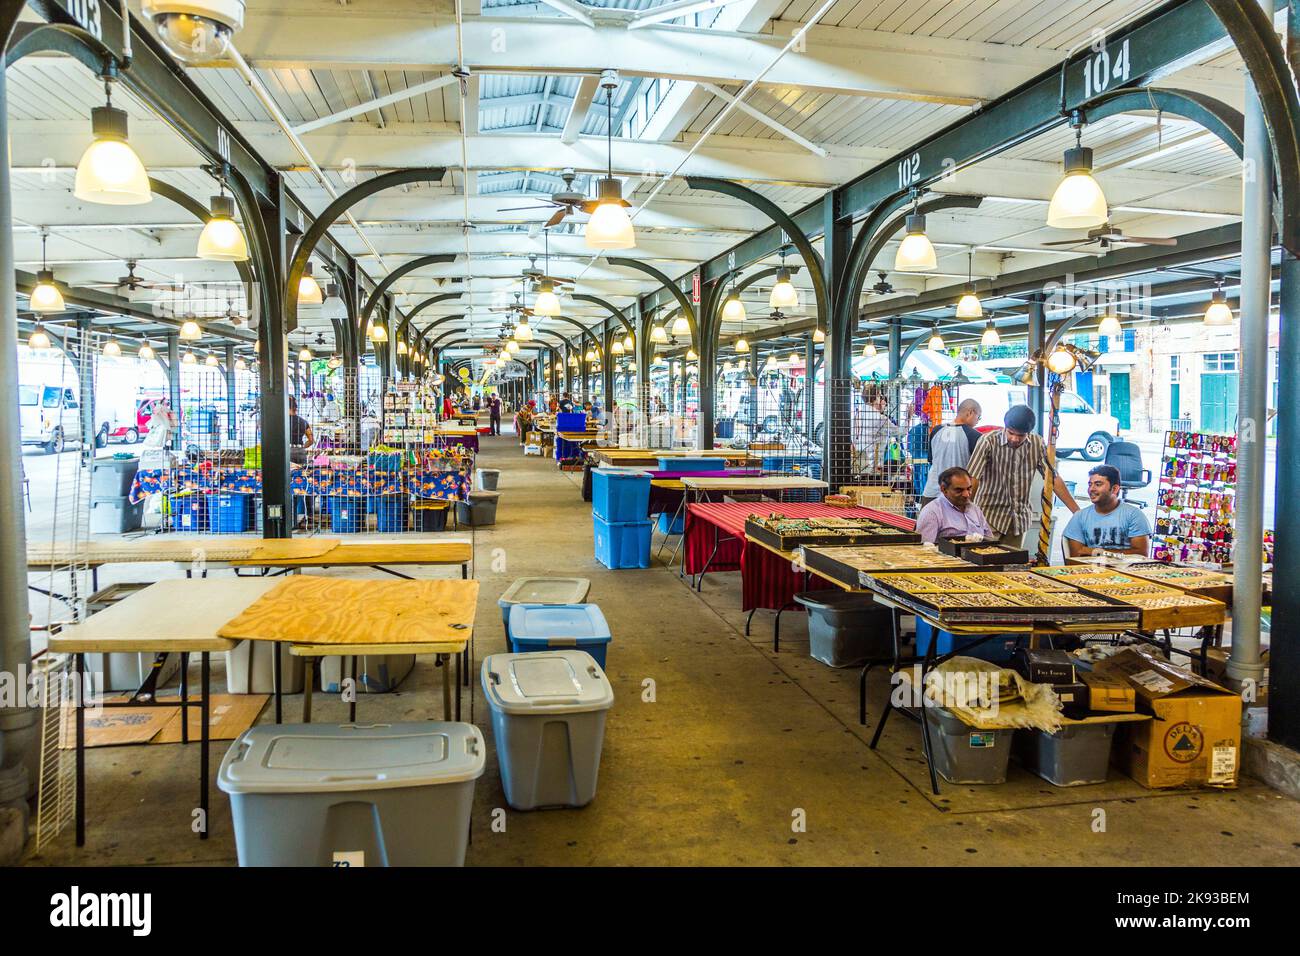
[26,431,1300,866]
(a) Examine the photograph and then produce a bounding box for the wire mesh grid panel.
[34,653,76,852]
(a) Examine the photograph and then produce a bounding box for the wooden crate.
[840,485,907,514]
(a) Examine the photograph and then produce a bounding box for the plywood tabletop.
[682,476,828,490]
[217,577,478,647]
[231,540,472,567]
[48,578,283,653]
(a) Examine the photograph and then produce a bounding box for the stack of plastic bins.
[591,469,651,569]
[761,455,823,502]
[218,721,485,866]
[498,577,592,634]
[454,490,500,527]
[90,456,144,534]
[508,604,611,668]
[481,651,614,810]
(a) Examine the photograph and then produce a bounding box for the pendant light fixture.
[769,247,800,310]
[787,351,799,366]
[568,352,578,368]
[812,327,825,344]
[138,340,156,361]
[181,350,197,365]
[369,315,388,342]
[611,339,624,356]
[955,250,983,318]
[735,335,750,354]
[687,347,699,361]
[862,338,877,358]
[397,338,409,355]
[1047,345,1078,375]
[515,315,533,342]
[671,314,690,337]
[1097,310,1123,337]
[506,339,520,354]
[298,343,312,362]
[102,336,122,357]
[28,324,52,350]
[179,315,202,340]
[650,322,668,344]
[533,229,563,315]
[981,321,1001,347]
[1204,278,1234,326]
[721,290,746,323]
[927,322,945,351]
[763,352,778,372]
[585,346,597,362]
[196,176,249,262]
[1047,117,1108,230]
[298,262,323,305]
[895,197,937,272]
[623,332,635,352]
[75,72,151,206]
[206,352,220,367]
[235,356,247,372]
[584,70,635,250]
[30,229,66,313]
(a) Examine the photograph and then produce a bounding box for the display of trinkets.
[798,544,972,589]
[1152,429,1239,565]
[745,513,920,549]
[1030,565,1226,629]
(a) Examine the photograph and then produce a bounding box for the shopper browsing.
[915,467,995,544]
[966,404,1079,547]
[1063,465,1151,556]
[918,399,982,508]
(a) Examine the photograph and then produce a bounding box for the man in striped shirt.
[966,404,1079,548]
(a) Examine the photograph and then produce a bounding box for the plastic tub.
[330,497,365,534]
[225,640,305,695]
[90,496,145,534]
[167,493,208,532]
[477,468,500,491]
[656,456,716,472]
[454,490,499,527]
[498,577,592,633]
[793,591,893,667]
[914,620,1028,665]
[213,493,250,533]
[927,707,1015,784]
[591,469,650,523]
[85,650,180,692]
[374,496,408,533]
[413,502,449,531]
[481,651,614,810]
[508,603,612,668]
[593,515,651,569]
[320,654,415,694]
[761,455,823,502]
[555,412,587,433]
[657,510,685,535]
[1014,722,1118,787]
[91,456,140,497]
[218,721,485,866]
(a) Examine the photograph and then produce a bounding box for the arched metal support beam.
[606,258,698,345]
[397,293,463,343]
[1086,88,1244,158]
[285,168,446,333]
[359,254,458,340]
[570,294,635,335]
[147,178,256,304]
[413,314,466,354]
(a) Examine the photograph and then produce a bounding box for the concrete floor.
[20,431,1300,866]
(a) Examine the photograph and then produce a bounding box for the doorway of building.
[1109,372,1131,430]
[1200,352,1239,434]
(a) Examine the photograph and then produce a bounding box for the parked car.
[106,398,156,444]
[19,384,83,454]
[961,384,1120,461]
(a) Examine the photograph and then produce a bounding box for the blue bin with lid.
[656,456,716,472]
[213,492,250,532]
[593,515,652,570]
[657,510,684,535]
[591,469,650,522]
[556,412,588,433]
[168,492,209,532]
[508,604,612,668]
[330,496,365,533]
[914,619,1027,664]
[374,495,409,532]
[761,455,823,502]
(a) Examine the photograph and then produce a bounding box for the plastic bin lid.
[507,603,611,641]
[594,467,649,478]
[481,651,614,715]
[498,577,591,608]
[217,721,485,795]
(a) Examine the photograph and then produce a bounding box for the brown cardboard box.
[1081,669,1136,713]
[1199,646,1269,704]
[1095,647,1241,789]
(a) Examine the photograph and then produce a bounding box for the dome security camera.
[142,0,245,65]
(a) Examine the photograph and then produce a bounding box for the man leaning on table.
[965,404,1079,548]
[1063,464,1151,557]
[916,467,995,544]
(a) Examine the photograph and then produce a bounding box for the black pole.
[257,181,292,539]
[1270,253,1300,748]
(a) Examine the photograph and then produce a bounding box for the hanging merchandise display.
[1151,430,1245,565]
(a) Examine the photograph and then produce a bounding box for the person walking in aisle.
[488,392,502,436]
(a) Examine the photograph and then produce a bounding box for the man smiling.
[1064,464,1151,556]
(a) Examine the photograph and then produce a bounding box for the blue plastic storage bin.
[374,495,408,532]
[507,604,612,668]
[762,456,824,501]
[330,497,365,533]
[656,456,716,472]
[213,493,250,533]
[914,619,1027,664]
[168,493,209,532]
[591,469,650,523]
[555,437,584,461]
[556,412,588,433]
[593,515,652,569]
[657,510,684,534]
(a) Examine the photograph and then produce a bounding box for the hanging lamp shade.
[75,105,151,206]
[396,338,409,355]
[686,347,699,361]
[298,345,312,362]
[533,281,561,317]
[927,324,945,351]
[585,177,635,250]
[1047,145,1108,229]
[506,339,520,354]
[650,323,668,344]
[735,336,750,354]
[196,194,249,261]
[206,352,220,367]
[862,338,877,358]
[28,324,52,350]
[298,263,323,305]
[812,327,825,344]
[181,350,197,365]
[515,317,533,341]
[1097,311,1123,337]
[585,347,597,362]
[1047,345,1078,374]
[981,322,1001,347]
[1204,290,1233,326]
[235,356,247,371]
[769,268,799,310]
[955,287,983,318]
[102,337,122,357]
[763,352,778,371]
[611,339,624,355]
[623,332,635,352]
[179,317,202,340]
[671,315,690,336]
[138,341,156,361]
[721,293,746,322]
[895,213,937,272]
[29,271,65,313]
[568,353,578,367]
[369,318,388,342]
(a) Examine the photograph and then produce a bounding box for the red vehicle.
[106,399,156,444]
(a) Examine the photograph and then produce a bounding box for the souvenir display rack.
[1033,565,1227,630]
[745,513,921,551]
[1151,430,1237,565]
[799,543,975,589]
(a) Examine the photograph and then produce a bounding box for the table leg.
[302,658,315,723]
[75,652,86,848]
[745,609,756,636]
[917,646,941,796]
[273,643,282,724]
[462,563,468,580]
[180,652,189,745]
[773,607,783,653]
[441,654,452,721]
[200,652,210,840]
[454,651,462,721]
[349,654,358,723]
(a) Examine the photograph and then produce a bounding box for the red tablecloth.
[684,502,916,612]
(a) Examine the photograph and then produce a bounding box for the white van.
[20,384,83,453]
[957,383,1120,461]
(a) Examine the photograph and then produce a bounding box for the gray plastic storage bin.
[482,650,614,810]
[1014,722,1118,786]
[498,576,591,632]
[455,490,500,527]
[320,654,414,694]
[90,496,144,534]
[225,640,305,695]
[218,721,485,866]
[91,456,140,497]
[477,468,500,491]
[794,591,893,667]
[927,707,1015,784]
[85,650,180,692]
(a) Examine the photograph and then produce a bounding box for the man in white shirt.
[919,399,982,508]
[915,467,996,544]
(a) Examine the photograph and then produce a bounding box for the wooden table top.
[48,578,281,653]
[230,539,473,568]
[682,475,828,491]
[28,536,342,569]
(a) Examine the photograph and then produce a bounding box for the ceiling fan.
[489,291,534,318]
[522,254,571,288]
[1042,222,1177,249]
[868,272,895,295]
[497,168,589,228]
[89,261,185,298]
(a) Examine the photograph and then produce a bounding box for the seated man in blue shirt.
[1063,464,1151,557]
[916,466,995,544]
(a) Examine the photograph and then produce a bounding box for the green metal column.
[225,344,237,439]
[1027,294,1047,434]
[257,180,292,539]
[1270,253,1300,747]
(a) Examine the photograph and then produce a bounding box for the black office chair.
[1104,440,1151,506]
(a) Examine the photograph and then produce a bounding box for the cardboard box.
[1050,681,1090,720]
[1095,647,1242,789]
[1013,648,1077,685]
[1081,669,1137,713]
